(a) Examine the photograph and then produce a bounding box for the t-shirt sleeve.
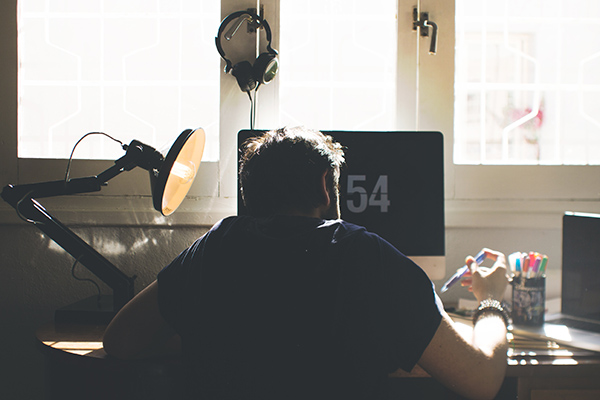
[372,235,444,373]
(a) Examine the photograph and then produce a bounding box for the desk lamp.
[1,128,205,323]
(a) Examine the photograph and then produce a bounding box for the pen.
[440,250,486,293]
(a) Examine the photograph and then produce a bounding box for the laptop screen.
[562,212,600,321]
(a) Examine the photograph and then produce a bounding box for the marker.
[507,252,516,271]
[440,250,486,293]
[529,252,536,268]
[508,252,521,274]
[537,255,548,277]
[532,254,542,272]
[515,256,521,274]
[522,256,529,275]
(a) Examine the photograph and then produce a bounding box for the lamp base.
[54,295,116,325]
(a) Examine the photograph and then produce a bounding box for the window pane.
[279,0,397,130]
[455,0,600,165]
[18,0,220,161]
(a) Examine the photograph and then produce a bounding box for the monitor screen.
[237,130,446,280]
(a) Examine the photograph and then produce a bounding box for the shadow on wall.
[0,223,209,400]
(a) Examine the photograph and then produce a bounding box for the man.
[104,127,509,399]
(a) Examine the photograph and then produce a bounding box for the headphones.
[215,10,279,93]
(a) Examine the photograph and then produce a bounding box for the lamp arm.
[2,138,163,203]
[0,138,168,320]
[1,177,103,202]
[1,185,136,312]
[0,140,159,316]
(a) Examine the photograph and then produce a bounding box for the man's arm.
[418,310,508,400]
[103,280,181,360]
[417,249,509,400]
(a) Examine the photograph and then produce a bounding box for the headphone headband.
[215,10,277,74]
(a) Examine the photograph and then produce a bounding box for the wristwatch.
[472,299,510,327]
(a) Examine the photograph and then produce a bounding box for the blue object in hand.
[440,250,487,293]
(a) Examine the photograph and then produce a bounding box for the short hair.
[239,127,345,217]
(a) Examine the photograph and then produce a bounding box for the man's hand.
[461,248,508,302]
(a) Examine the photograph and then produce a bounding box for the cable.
[64,132,125,182]
[253,87,258,129]
[71,255,102,307]
[15,190,41,225]
[248,91,255,130]
[247,86,260,130]
[13,132,125,230]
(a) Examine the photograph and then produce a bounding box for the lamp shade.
[151,128,205,216]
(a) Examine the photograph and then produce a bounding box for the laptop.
[511,212,600,352]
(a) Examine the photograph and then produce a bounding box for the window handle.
[413,8,438,55]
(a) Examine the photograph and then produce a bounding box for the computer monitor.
[237,130,446,280]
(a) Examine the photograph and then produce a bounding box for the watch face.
[262,58,279,83]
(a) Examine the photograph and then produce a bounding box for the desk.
[501,335,600,400]
[37,322,186,400]
[37,322,600,400]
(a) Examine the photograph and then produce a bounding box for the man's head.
[239,127,345,219]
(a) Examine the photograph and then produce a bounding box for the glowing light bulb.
[170,160,196,184]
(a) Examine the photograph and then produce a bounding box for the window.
[5,0,598,228]
[18,0,220,161]
[279,0,397,130]
[455,0,600,165]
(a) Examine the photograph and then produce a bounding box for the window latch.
[412,8,438,55]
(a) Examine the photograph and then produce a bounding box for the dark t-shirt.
[158,216,443,399]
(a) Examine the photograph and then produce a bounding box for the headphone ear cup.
[231,61,258,93]
[253,52,279,86]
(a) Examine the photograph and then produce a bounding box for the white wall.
[0,222,209,399]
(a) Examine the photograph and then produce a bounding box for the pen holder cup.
[511,276,545,326]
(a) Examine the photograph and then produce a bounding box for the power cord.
[18,132,125,226]
[15,190,39,224]
[64,132,125,182]
[248,87,259,130]
[71,255,102,308]
[62,132,124,305]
